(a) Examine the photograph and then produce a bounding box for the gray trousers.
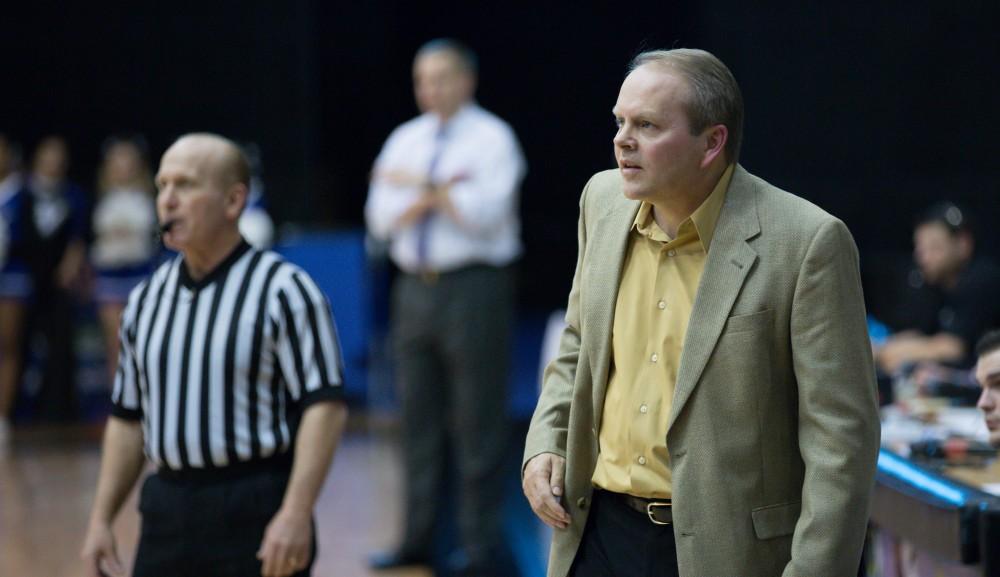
[392,264,514,566]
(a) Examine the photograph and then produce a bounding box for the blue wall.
[277,230,371,401]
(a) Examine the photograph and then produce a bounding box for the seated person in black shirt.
[875,202,1000,375]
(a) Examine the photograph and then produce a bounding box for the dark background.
[3,0,997,312]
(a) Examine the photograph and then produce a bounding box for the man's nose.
[158,187,178,208]
[613,127,634,149]
[977,389,993,412]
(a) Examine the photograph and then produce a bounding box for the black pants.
[392,264,514,568]
[570,491,679,577]
[133,465,315,577]
[30,286,78,421]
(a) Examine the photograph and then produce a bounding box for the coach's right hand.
[523,452,571,530]
[81,521,125,577]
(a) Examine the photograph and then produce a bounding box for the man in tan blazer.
[523,48,880,577]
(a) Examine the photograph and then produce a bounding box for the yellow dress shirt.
[592,165,733,499]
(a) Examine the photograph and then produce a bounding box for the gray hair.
[629,48,744,163]
[977,329,1000,359]
[415,38,478,75]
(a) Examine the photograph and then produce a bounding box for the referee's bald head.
[164,133,250,191]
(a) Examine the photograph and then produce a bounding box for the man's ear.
[957,231,975,261]
[700,124,728,168]
[225,183,249,220]
[464,74,478,100]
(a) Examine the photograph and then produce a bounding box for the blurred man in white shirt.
[365,39,525,577]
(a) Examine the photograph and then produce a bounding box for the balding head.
[164,133,250,190]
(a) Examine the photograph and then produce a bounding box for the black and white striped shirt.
[111,241,344,471]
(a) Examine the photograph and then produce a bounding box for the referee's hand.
[257,506,312,577]
[80,521,125,577]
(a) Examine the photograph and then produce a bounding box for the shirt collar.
[178,239,252,291]
[429,101,476,133]
[632,164,734,252]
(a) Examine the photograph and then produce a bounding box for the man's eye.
[640,121,654,129]
[614,118,623,129]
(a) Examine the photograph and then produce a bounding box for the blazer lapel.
[668,166,761,432]
[587,199,639,432]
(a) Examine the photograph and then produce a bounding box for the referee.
[81,133,348,577]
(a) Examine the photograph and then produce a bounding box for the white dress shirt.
[365,103,526,273]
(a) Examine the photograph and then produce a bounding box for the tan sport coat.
[524,166,880,577]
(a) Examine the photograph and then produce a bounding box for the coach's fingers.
[523,453,570,529]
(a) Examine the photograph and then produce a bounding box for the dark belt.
[406,263,506,285]
[605,490,673,525]
[417,269,440,284]
[157,452,292,483]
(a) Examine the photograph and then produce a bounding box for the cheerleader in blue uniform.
[0,134,27,446]
[19,136,89,422]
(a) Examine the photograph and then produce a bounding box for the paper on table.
[983,483,1000,496]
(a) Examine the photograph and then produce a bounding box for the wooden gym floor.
[0,421,437,577]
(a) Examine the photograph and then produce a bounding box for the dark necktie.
[415,124,448,269]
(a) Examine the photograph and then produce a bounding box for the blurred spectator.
[25,136,89,294]
[0,205,6,271]
[237,141,275,249]
[20,136,89,422]
[975,330,1000,447]
[0,137,9,271]
[365,39,525,575]
[875,202,1000,375]
[0,133,25,448]
[0,133,21,271]
[91,135,157,382]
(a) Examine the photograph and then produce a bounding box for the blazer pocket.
[751,500,800,540]
[724,308,773,334]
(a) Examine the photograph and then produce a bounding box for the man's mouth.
[620,159,642,174]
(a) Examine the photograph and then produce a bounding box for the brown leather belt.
[417,270,439,284]
[407,263,507,286]
[608,491,673,525]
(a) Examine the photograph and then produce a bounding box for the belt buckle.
[419,270,439,284]
[646,501,671,525]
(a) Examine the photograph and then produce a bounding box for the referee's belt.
[157,453,292,483]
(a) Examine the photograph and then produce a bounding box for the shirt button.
[667,250,676,257]
[639,404,648,414]
[650,353,658,363]
[638,456,647,465]
[657,300,666,310]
